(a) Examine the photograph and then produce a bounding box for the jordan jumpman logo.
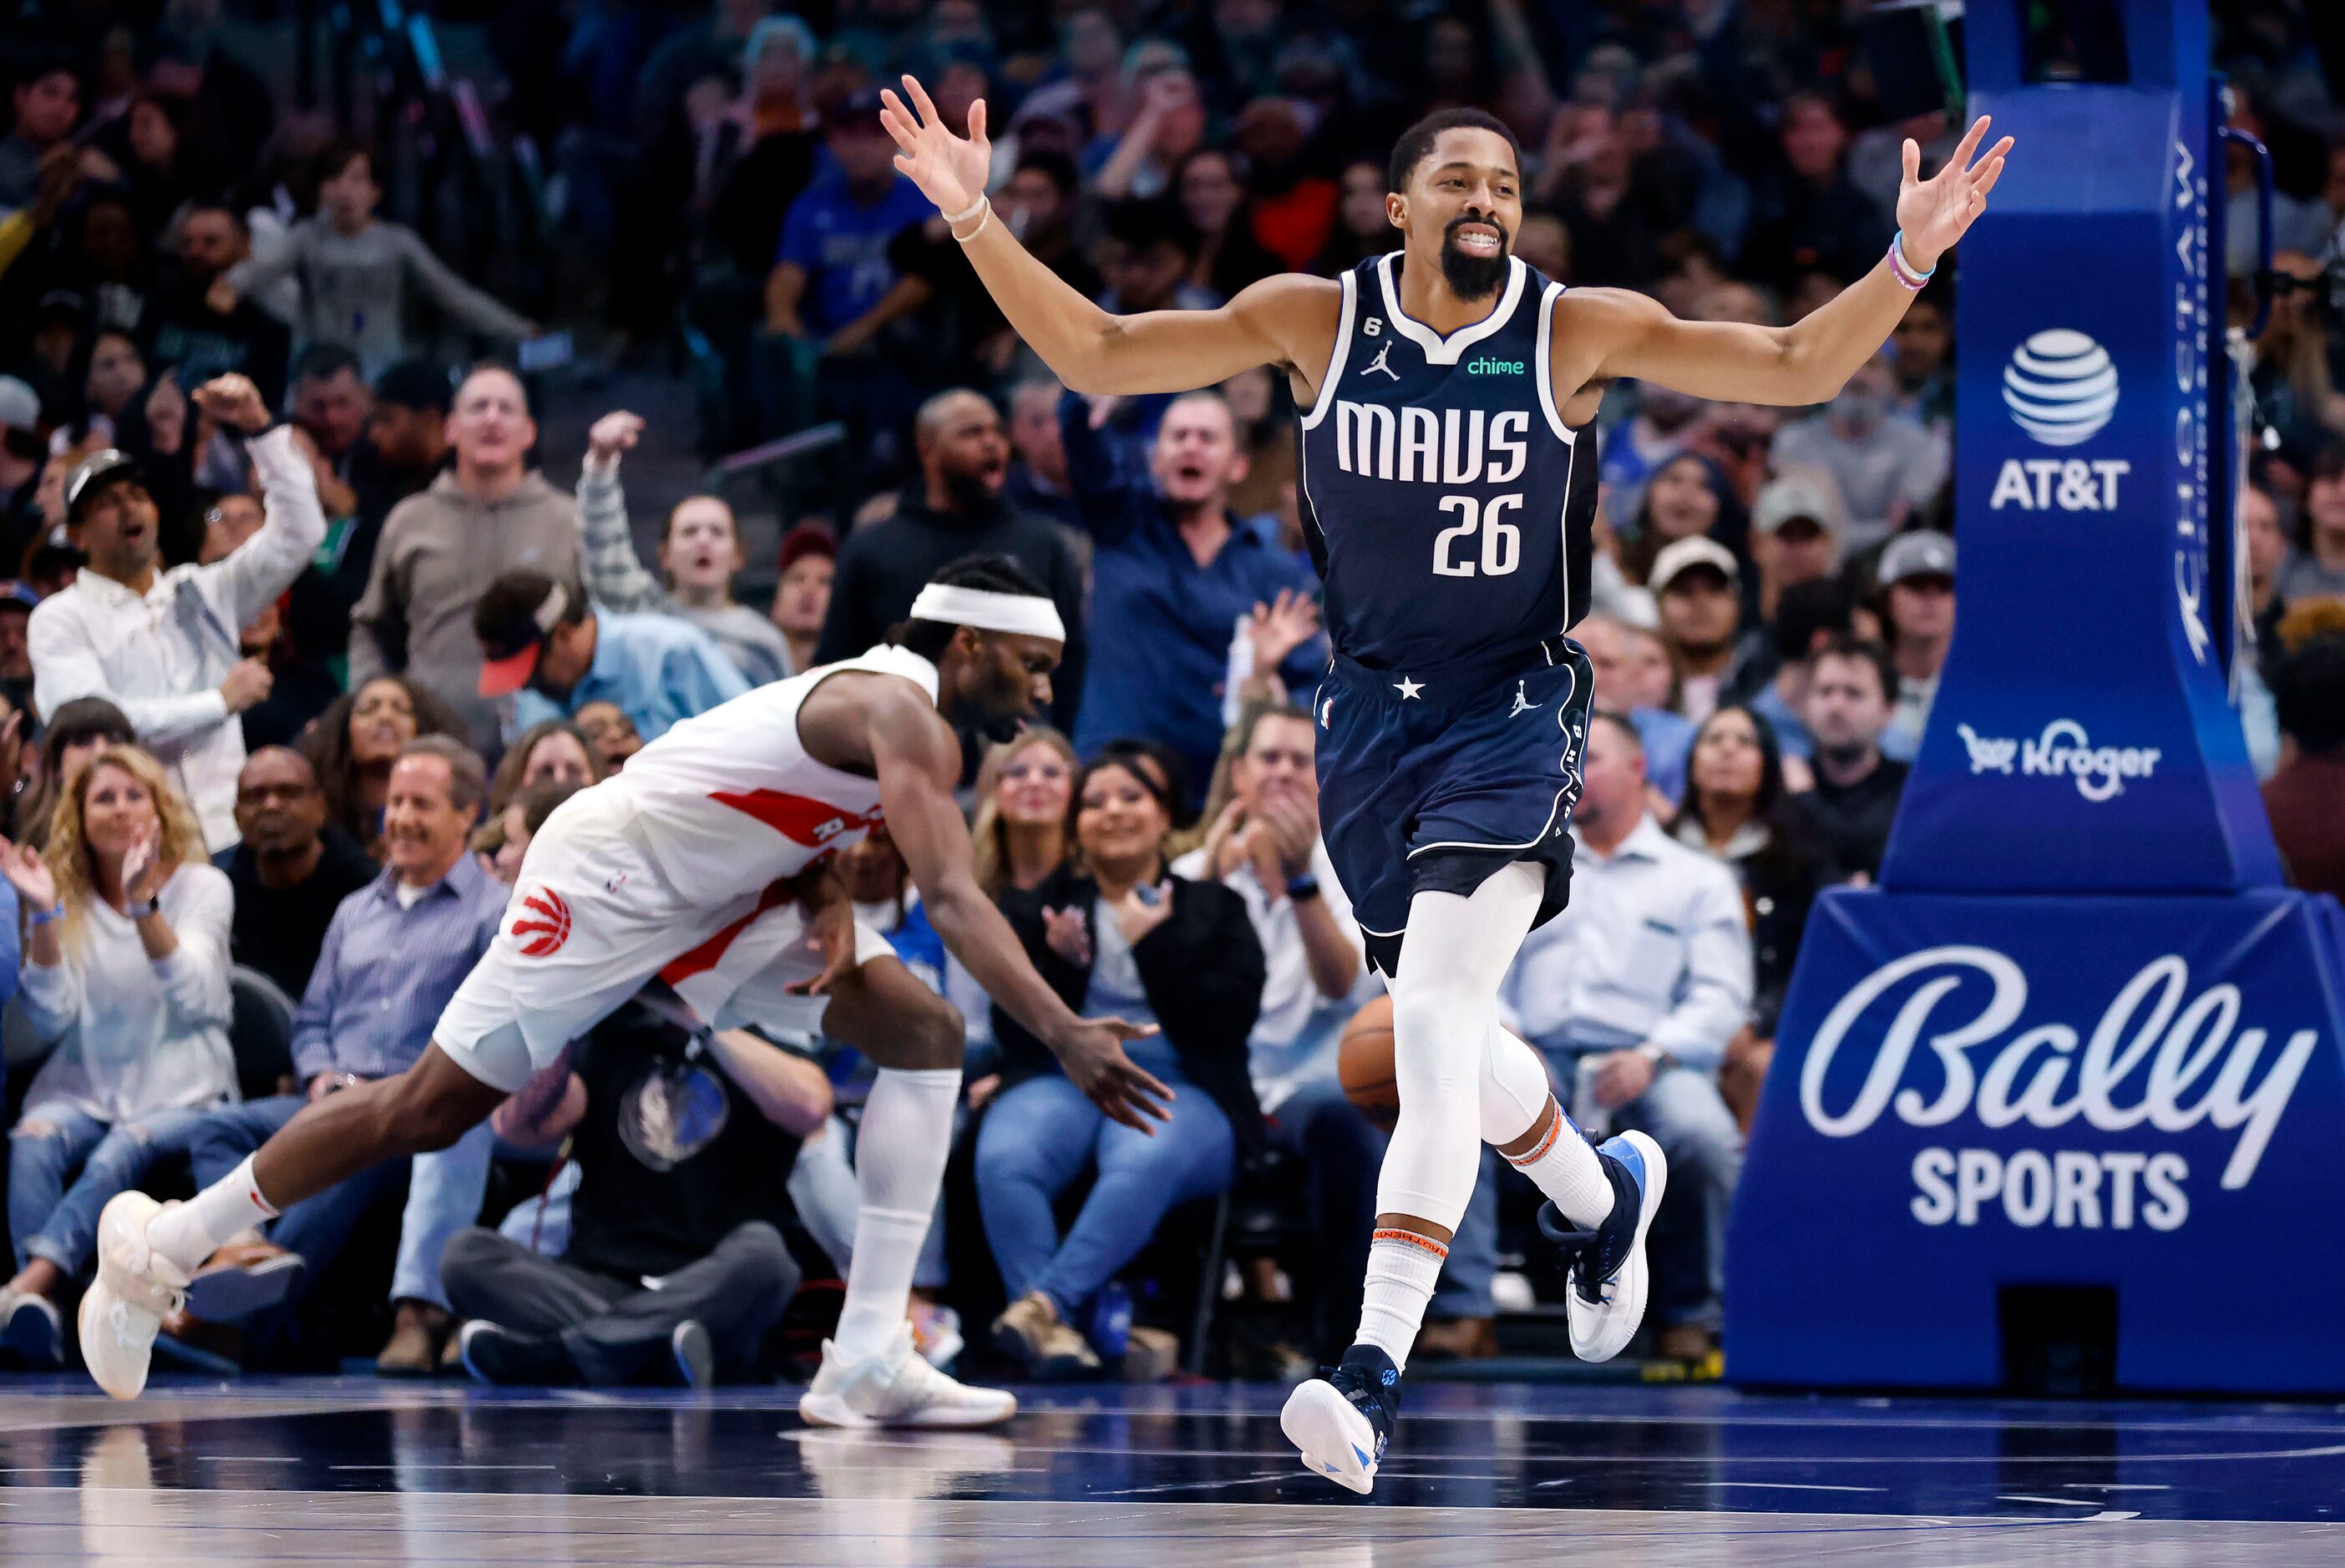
[1509,679,1541,717]
[1361,341,1399,381]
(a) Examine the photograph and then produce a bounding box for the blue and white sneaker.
[1280,1343,1400,1495]
[1538,1130,1668,1363]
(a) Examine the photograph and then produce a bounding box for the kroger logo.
[1954,718,2160,802]
[2003,329,2119,448]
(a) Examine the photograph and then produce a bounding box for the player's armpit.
[1555,288,1825,410]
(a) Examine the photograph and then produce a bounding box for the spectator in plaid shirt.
[571,409,795,686]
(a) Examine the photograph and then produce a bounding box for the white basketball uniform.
[435,645,932,1091]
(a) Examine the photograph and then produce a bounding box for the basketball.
[1338,994,1399,1129]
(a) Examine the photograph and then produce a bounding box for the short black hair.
[2272,633,2345,754]
[1388,108,1521,195]
[293,342,365,387]
[1079,736,1191,829]
[1012,149,1081,200]
[1589,707,1644,753]
[311,139,371,189]
[1811,632,1898,704]
[1102,196,1196,260]
[183,200,249,234]
[890,554,1053,661]
[1772,577,1855,663]
[372,357,453,414]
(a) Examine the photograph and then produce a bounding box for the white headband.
[909,584,1066,641]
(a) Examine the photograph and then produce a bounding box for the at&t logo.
[2003,329,2119,445]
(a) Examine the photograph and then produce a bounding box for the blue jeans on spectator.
[1532,1044,1744,1330]
[189,1096,494,1318]
[1266,1077,1498,1348]
[975,1071,1236,1321]
[10,1104,215,1275]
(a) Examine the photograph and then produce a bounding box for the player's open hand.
[879,74,990,220]
[1896,114,2014,272]
[1056,1019,1174,1134]
[786,890,858,996]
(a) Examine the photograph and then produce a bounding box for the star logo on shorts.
[512,888,572,958]
[1395,677,1424,700]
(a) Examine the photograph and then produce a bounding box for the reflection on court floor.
[1,1376,2340,1565]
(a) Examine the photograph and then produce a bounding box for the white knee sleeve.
[1479,1021,1555,1147]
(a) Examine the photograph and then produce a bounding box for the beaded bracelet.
[1887,230,1934,291]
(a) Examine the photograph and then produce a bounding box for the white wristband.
[948,196,991,243]
[941,194,987,225]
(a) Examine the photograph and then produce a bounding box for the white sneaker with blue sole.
[1542,1130,1668,1363]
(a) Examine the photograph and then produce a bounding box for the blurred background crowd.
[0,0,2340,1389]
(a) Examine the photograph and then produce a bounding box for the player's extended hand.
[786,892,858,996]
[1895,114,2013,272]
[879,74,990,220]
[1054,1018,1174,1134]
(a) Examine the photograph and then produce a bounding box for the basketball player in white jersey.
[869,77,2010,1490]
[78,556,1172,1425]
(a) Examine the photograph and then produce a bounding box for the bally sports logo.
[1802,948,2318,1233]
[512,888,573,957]
[2003,329,2119,446]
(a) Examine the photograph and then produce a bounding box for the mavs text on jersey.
[1297,252,1600,974]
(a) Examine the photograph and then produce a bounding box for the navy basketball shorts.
[1312,635,1593,979]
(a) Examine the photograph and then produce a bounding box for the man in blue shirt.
[474,569,749,744]
[161,738,509,1371]
[1061,387,1325,795]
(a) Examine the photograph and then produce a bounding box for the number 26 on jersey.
[1432,493,1522,578]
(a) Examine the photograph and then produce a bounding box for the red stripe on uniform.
[657,881,796,988]
[709,788,879,847]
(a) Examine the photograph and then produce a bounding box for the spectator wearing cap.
[769,524,833,676]
[1061,387,1324,792]
[1770,352,1947,551]
[1740,578,1856,765]
[139,203,292,412]
[474,569,748,745]
[0,63,79,209]
[2262,634,2345,900]
[1876,531,1956,762]
[0,375,43,566]
[211,746,377,1003]
[571,410,794,685]
[28,377,325,852]
[1800,635,1909,882]
[0,579,36,716]
[1650,537,1749,727]
[1746,467,1846,629]
[815,388,1087,719]
[762,89,934,456]
[217,144,537,378]
[1577,610,1698,808]
[349,365,581,752]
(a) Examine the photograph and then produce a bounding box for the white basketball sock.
[1482,1024,1614,1228]
[147,1156,281,1272]
[833,1067,960,1363]
[1355,1231,1448,1370]
[1355,862,1547,1368]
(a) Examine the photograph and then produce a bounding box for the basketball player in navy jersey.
[880,76,2010,1494]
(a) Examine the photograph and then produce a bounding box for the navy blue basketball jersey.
[1296,252,1597,674]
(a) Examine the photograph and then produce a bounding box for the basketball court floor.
[2,1374,2341,1565]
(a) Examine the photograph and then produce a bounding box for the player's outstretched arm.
[1568,115,2014,407]
[866,685,1174,1132]
[879,75,1338,397]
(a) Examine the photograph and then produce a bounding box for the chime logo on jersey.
[1330,404,1532,484]
[512,888,573,957]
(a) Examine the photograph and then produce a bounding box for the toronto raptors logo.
[512,888,573,957]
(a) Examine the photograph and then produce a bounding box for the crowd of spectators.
[1,0,2342,1387]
